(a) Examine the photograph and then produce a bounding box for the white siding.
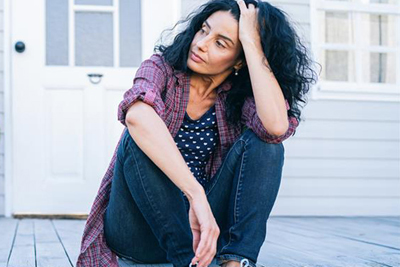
[280,99,400,215]
[0,0,4,216]
[269,0,400,215]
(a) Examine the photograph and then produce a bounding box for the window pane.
[362,52,397,83]
[119,0,141,67]
[361,13,398,47]
[319,11,354,44]
[75,12,113,66]
[75,0,112,5]
[320,50,356,82]
[46,0,68,66]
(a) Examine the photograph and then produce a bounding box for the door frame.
[4,0,13,218]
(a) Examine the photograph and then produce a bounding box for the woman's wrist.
[184,183,206,202]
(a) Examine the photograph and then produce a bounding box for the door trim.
[4,0,13,217]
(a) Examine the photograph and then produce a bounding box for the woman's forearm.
[125,101,205,201]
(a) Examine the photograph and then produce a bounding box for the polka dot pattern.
[174,105,219,188]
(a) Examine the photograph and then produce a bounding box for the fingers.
[194,226,220,267]
[189,195,220,267]
[236,0,259,11]
[236,0,246,11]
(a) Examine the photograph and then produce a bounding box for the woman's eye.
[216,41,226,48]
[200,28,205,33]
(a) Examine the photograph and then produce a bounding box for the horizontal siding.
[279,178,400,198]
[291,120,399,141]
[274,197,400,216]
[301,99,400,121]
[277,99,400,215]
[268,0,400,215]
[283,157,399,179]
[287,139,399,159]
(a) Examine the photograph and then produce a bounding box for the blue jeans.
[103,128,284,267]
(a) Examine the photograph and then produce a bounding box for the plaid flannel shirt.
[76,53,299,266]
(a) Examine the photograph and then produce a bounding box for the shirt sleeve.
[241,97,299,143]
[118,53,167,127]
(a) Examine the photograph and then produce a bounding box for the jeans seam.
[127,141,187,265]
[219,143,247,253]
[117,129,129,166]
[205,139,243,196]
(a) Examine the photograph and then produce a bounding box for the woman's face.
[187,10,243,76]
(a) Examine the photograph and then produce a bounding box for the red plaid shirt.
[76,53,299,266]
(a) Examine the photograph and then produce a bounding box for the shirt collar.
[173,68,232,93]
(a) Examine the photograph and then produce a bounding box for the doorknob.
[15,41,25,53]
[87,73,103,84]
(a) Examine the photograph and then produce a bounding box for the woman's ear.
[234,59,247,70]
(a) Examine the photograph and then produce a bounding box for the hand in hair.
[236,0,261,47]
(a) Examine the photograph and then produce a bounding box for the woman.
[76,0,319,267]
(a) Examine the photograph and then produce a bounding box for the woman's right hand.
[188,191,220,267]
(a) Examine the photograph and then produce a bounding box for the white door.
[11,0,180,215]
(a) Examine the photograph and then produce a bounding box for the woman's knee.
[118,129,140,161]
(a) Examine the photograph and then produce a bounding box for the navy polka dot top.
[174,105,219,188]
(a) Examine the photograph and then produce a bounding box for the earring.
[235,68,239,76]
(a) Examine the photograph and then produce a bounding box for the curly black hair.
[154,0,321,133]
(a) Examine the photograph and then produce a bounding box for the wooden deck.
[0,216,399,267]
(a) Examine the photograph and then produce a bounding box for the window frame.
[310,0,400,102]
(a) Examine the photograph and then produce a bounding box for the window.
[310,0,400,101]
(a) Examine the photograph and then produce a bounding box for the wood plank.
[2,217,398,267]
[52,219,86,266]
[0,218,18,266]
[267,218,399,266]
[34,219,72,267]
[259,239,343,267]
[373,216,400,226]
[7,219,36,267]
[273,217,400,249]
[260,217,357,267]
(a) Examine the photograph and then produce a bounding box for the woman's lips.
[191,51,205,63]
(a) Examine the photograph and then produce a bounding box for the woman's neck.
[189,71,230,100]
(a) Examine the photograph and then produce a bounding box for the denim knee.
[239,129,285,160]
[117,129,138,163]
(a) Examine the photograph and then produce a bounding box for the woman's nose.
[197,37,209,51]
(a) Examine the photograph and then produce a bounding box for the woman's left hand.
[236,0,261,46]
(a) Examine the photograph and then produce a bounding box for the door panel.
[12,0,178,214]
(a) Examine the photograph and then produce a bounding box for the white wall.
[0,0,5,216]
[269,0,400,215]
